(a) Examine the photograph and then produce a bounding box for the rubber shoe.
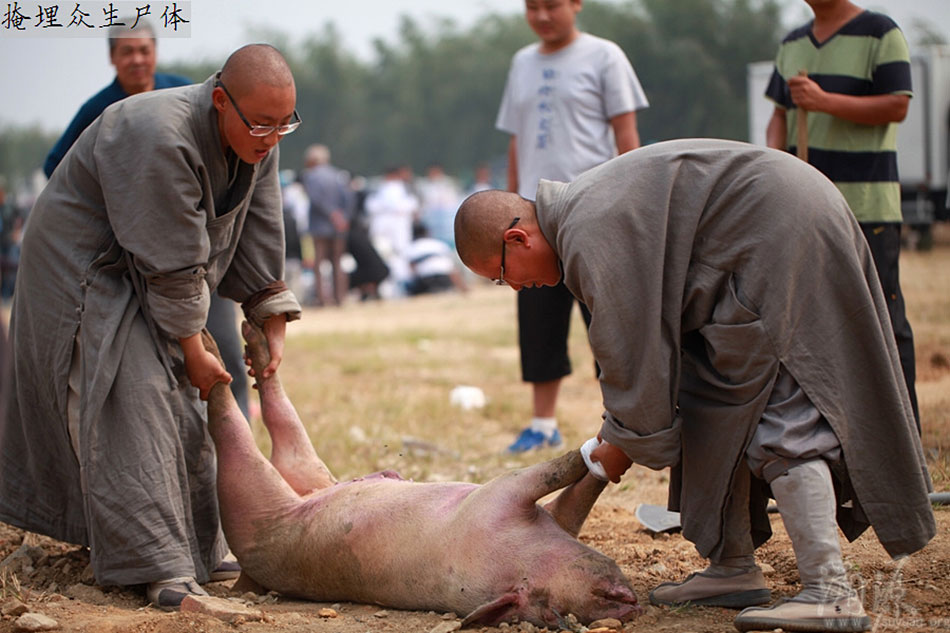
[507,428,564,453]
[146,577,208,611]
[734,595,871,632]
[650,568,771,609]
[209,560,241,582]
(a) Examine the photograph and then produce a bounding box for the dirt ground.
[1,505,949,633]
[2,225,950,633]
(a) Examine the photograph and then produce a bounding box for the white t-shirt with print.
[496,32,649,200]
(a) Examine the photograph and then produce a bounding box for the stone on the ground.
[428,620,461,633]
[79,564,95,584]
[179,594,263,623]
[13,612,58,632]
[64,583,108,605]
[1,597,29,617]
[1,544,45,575]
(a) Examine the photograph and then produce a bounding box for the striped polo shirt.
[765,11,912,223]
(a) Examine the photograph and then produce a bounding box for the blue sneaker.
[507,428,564,453]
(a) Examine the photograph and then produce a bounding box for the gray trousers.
[746,367,841,484]
[714,366,841,564]
[206,293,248,418]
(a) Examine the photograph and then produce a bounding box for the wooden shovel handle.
[796,69,809,162]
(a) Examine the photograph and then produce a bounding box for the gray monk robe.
[535,139,934,560]
[0,75,301,586]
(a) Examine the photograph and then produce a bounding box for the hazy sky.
[1,0,948,131]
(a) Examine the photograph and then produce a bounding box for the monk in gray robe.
[454,139,935,633]
[0,44,302,609]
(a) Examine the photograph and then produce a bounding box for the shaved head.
[213,44,297,164]
[454,189,535,267]
[220,44,294,98]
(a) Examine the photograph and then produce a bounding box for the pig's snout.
[548,554,641,626]
[590,583,643,622]
[538,584,640,630]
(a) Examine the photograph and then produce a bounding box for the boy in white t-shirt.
[495,0,649,452]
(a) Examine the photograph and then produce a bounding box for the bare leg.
[242,321,337,494]
[532,379,561,418]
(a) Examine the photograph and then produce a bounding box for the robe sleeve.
[218,146,302,325]
[93,99,213,340]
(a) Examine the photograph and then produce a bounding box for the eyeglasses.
[495,216,521,286]
[215,78,302,137]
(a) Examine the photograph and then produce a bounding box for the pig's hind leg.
[203,330,303,554]
[242,321,337,495]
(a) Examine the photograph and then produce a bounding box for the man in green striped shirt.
[765,0,918,431]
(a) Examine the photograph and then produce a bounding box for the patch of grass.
[669,601,696,615]
[928,450,950,491]
[0,568,22,601]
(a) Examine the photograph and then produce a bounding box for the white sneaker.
[734,595,871,632]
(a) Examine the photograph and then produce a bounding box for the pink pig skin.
[204,325,640,628]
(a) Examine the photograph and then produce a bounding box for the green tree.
[591,0,785,142]
[277,23,376,175]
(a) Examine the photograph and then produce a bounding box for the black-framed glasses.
[495,216,521,286]
[215,78,302,137]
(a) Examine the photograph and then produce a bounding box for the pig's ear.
[460,590,526,627]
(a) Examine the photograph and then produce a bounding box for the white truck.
[747,45,950,231]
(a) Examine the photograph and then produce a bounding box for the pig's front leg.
[542,472,608,538]
[463,450,609,536]
[485,450,590,504]
[512,450,608,537]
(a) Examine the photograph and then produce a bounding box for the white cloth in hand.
[580,436,609,481]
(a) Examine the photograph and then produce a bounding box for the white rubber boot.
[734,460,870,632]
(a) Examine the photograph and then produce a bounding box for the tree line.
[3,0,790,191]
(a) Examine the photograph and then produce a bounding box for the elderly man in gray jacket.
[454,139,934,633]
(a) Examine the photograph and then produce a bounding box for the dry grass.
[0,567,23,601]
[265,223,950,497]
[903,224,950,488]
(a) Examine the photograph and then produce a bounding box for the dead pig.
[203,323,640,628]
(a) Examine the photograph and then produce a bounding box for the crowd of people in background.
[277,150,485,306]
[0,148,488,311]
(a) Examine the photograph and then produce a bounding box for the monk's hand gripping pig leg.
[201,329,238,422]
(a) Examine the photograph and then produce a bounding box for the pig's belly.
[236,476,481,606]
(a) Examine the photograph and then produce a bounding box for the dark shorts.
[517,281,594,383]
